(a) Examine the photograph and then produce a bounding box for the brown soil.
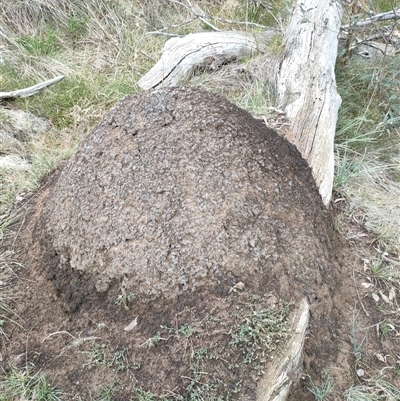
[1,88,393,400]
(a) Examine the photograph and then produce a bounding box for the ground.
[2,88,398,401]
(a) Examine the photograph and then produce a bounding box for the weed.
[184,366,225,401]
[108,349,130,372]
[349,313,365,365]
[268,33,284,54]
[333,149,364,191]
[65,14,89,43]
[308,372,334,401]
[378,321,395,338]
[233,81,275,116]
[87,383,114,401]
[335,48,400,254]
[344,375,400,401]
[130,385,173,401]
[0,318,8,348]
[229,295,291,372]
[114,292,135,310]
[85,341,106,368]
[0,365,63,401]
[140,331,166,348]
[193,347,208,360]
[97,385,114,401]
[178,323,197,339]
[370,259,400,286]
[234,0,289,27]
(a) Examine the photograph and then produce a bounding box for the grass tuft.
[308,372,334,401]
[344,375,400,401]
[0,365,63,401]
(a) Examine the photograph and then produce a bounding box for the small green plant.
[184,366,225,401]
[108,349,130,372]
[193,348,208,360]
[268,33,284,54]
[114,292,135,310]
[349,313,365,365]
[333,150,364,191]
[308,372,334,401]
[0,319,7,346]
[370,259,400,286]
[344,375,400,401]
[178,323,197,339]
[140,331,166,348]
[89,383,114,401]
[229,295,291,372]
[85,342,106,368]
[378,321,395,338]
[0,365,63,401]
[65,15,89,43]
[130,385,174,401]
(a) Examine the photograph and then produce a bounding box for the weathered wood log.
[0,75,65,99]
[258,297,310,401]
[138,30,275,90]
[276,0,343,205]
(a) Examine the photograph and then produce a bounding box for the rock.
[0,154,29,170]
[0,108,50,142]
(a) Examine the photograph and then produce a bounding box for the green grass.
[336,57,400,153]
[334,51,400,253]
[370,258,400,287]
[229,296,291,372]
[0,365,63,401]
[85,341,106,368]
[16,26,60,56]
[308,372,334,401]
[344,375,400,401]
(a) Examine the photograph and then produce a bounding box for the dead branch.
[0,76,65,99]
[167,0,220,31]
[342,7,400,29]
[138,30,275,90]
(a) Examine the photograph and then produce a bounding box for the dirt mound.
[38,87,334,303]
[5,87,356,400]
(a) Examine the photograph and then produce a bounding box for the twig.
[146,31,182,37]
[42,331,77,343]
[212,16,269,29]
[0,76,65,99]
[146,17,197,36]
[167,0,220,31]
[382,255,400,266]
[353,264,370,317]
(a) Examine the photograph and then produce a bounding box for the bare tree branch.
[138,31,275,91]
[342,7,400,29]
[0,76,65,99]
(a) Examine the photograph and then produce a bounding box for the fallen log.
[276,0,343,205]
[138,30,275,90]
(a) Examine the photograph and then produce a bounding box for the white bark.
[257,297,309,401]
[277,0,343,205]
[138,31,275,90]
[0,75,65,98]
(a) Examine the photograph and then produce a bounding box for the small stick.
[0,75,65,99]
